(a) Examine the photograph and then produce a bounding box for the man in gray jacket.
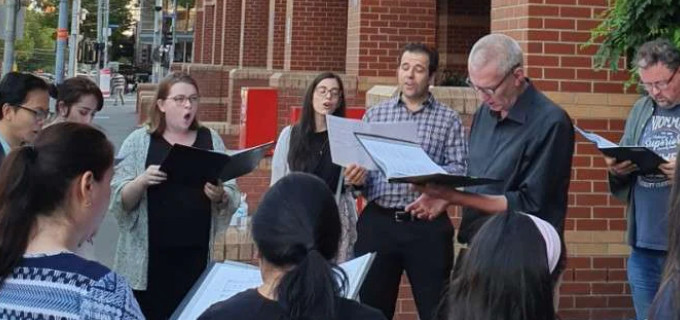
[607,38,680,320]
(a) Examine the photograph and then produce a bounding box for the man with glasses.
[606,38,680,320]
[0,72,50,164]
[407,34,574,282]
[344,43,467,320]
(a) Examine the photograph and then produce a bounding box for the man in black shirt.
[407,33,574,264]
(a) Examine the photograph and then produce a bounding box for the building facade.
[161,0,640,318]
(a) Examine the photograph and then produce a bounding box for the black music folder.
[575,126,667,174]
[354,132,500,187]
[159,141,274,186]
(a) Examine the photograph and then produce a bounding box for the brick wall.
[269,0,287,69]
[202,3,215,64]
[193,9,204,63]
[285,0,347,71]
[242,0,269,67]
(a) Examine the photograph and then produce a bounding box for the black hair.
[0,72,49,120]
[51,76,105,116]
[398,43,440,76]
[442,211,556,320]
[252,172,347,320]
[0,122,114,284]
[288,72,346,172]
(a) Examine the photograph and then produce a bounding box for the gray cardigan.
[110,127,240,290]
[608,95,655,247]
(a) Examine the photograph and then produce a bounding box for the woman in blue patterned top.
[0,122,143,319]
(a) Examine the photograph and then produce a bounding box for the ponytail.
[0,147,42,284]
[276,249,347,320]
[0,123,113,286]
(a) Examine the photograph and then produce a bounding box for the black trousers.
[354,202,454,320]
[133,245,208,320]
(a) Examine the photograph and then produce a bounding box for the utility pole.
[2,0,17,77]
[152,0,162,83]
[67,0,81,78]
[54,0,68,83]
[102,0,109,69]
[95,0,103,85]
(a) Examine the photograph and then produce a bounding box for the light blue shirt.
[0,132,10,155]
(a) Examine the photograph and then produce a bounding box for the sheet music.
[181,264,262,319]
[574,126,618,148]
[174,253,376,319]
[357,135,446,178]
[339,253,376,299]
[326,115,418,170]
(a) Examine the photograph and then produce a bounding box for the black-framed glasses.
[466,63,521,96]
[14,104,51,121]
[315,87,342,99]
[167,95,200,106]
[639,67,679,92]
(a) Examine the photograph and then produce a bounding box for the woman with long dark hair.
[199,172,385,320]
[442,211,561,320]
[110,72,240,319]
[649,150,680,320]
[48,76,104,125]
[0,122,143,319]
[271,72,360,262]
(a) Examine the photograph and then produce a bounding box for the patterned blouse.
[0,252,144,319]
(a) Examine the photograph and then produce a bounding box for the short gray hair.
[635,38,680,71]
[468,34,524,75]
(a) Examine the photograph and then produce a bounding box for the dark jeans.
[354,202,454,320]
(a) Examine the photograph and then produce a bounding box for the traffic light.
[162,16,173,46]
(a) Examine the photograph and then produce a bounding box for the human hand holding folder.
[575,126,667,175]
[159,141,274,186]
[354,132,500,187]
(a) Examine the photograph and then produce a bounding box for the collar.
[489,80,535,124]
[0,131,11,155]
[393,93,435,114]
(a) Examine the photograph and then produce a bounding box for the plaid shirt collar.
[390,92,436,114]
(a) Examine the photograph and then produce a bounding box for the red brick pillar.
[268,0,287,70]
[492,0,638,318]
[282,0,348,72]
[193,0,204,63]
[242,0,269,67]
[346,0,437,97]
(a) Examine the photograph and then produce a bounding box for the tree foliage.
[586,0,680,72]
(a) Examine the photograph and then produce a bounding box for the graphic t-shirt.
[633,104,680,250]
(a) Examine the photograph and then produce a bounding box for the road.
[90,93,139,268]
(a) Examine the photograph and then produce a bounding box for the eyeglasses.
[315,87,342,99]
[466,63,521,96]
[14,104,51,121]
[639,67,678,92]
[167,95,200,106]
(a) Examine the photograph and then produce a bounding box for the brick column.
[282,0,348,72]
[267,0,287,70]
[491,0,638,318]
[346,0,437,92]
[241,0,269,67]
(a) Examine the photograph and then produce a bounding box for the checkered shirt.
[363,93,468,209]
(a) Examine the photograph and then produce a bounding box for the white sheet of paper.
[326,115,418,170]
[174,253,376,320]
[357,135,446,179]
[574,126,618,148]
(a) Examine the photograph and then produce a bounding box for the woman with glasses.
[271,72,358,262]
[110,72,241,319]
[0,72,50,164]
[48,76,104,125]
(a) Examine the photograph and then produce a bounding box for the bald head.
[468,34,524,75]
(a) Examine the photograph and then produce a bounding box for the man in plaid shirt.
[345,43,467,320]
